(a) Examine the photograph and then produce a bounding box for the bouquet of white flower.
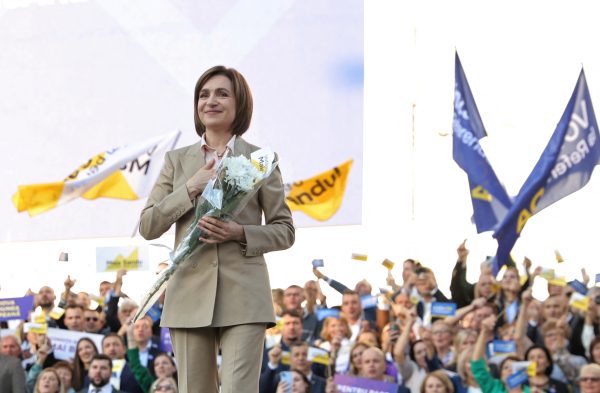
[133,148,277,323]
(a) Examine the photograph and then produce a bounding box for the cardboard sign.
[312,259,324,268]
[96,245,149,272]
[316,308,340,321]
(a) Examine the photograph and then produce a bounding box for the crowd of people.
[1,240,600,393]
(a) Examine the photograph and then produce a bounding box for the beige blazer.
[139,137,295,328]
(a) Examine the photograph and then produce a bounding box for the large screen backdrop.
[1,0,363,242]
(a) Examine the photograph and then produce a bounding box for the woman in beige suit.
[139,65,295,393]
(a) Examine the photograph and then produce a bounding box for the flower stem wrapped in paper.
[133,148,277,323]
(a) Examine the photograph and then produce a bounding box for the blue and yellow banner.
[493,70,600,274]
[453,52,512,233]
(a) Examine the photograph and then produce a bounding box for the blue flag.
[493,69,600,274]
[453,52,512,233]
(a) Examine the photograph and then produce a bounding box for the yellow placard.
[49,307,65,320]
[382,259,395,270]
[555,250,564,263]
[570,293,590,312]
[351,253,368,261]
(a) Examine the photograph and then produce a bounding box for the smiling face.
[77,339,97,366]
[197,74,236,134]
[527,348,549,376]
[350,343,368,372]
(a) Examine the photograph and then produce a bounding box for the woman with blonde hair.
[421,370,455,393]
[348,341,372,376]
[33,368,65,393]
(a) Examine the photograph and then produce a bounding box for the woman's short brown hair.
[193,65,253,137]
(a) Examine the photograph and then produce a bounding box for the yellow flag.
[382,259,395,270]
[555,250,564,263]
[548,277,567,287]
[351,253,368,261]
[12,131,180,216]
[308,347,331,365]
[285,159,352,221]
[570,293,590,311]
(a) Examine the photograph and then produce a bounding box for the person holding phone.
[275,370,311,393]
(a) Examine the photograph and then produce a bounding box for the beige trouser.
[170,324,266,393]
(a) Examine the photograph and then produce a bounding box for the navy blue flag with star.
[453,52,512,233]
[493,69,600,275]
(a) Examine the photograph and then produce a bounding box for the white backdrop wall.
[1,0,364,242]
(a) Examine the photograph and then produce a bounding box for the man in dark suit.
[102,334,143,393]
[260,341,326,393]
[414,267,450,326]
[78,354,125,393]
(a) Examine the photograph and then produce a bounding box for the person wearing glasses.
[579,364,600,393]
[150,377,177,393]
[83,308,109,335]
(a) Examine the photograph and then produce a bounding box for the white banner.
[1,0,363,241]
[46,328,104,361]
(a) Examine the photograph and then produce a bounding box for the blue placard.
[507,369,528,389]
[596,273,600,284]
[146,303,162,322]
[0,295,34,321]
[569,280,588,295]
[493,340,517,354]
[431,302,457,317]
[312,259,324,268]
[316,308,340,321]
[159,327,172,353]
[360,295,378,309]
